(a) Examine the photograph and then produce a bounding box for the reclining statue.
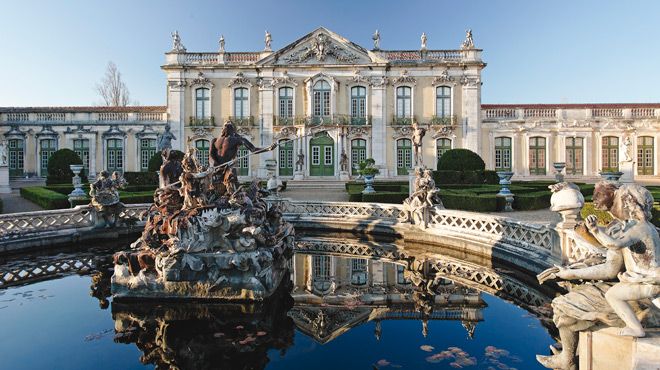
[536,180,660,370]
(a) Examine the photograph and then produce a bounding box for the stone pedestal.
[0,166,10,194]
[339,170,350,181]
[408,168,418,196]
[579,327,660,370]
[619,161,635,183]
[293,171,304,180]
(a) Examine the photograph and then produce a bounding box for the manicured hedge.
[433,170,499,185]
[440,189,499,212]
[437,149,485,171]
[21,186,74,209]
[46,149,87,185]
[362,191,409,204]
[124,171,159,186]
[512,191,552,211]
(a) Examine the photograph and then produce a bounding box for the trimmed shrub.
[433,170,462,185]
[433,170,499,185]
[440,189,498,212]
[124,172,158,186]
[580,202,614,225]
[362,191,409,204]
[436,149,485,171]
[513,191,552,211]
[46,149,87,185]
[21,186,71,209]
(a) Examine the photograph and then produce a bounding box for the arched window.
[350,86,367,125]
[8,139,24,177]
[234,87,248,118]
[351,139,367,175]
[396,138,412,176]
[435,86,451,118]
[637,136,654,175]
[278,87,293,119]
[494,137,512,172]
[529,137,546,175]
[565,137,584,175]
[436,138,452,162]
[350,259,368,286]
[601,136,619,172]
[195,88,210,119]
[195,139,210,168]
[313,80,331,122]
[106,138,123,173]
[396,86,412,118]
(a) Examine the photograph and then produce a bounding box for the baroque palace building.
[1,27,658,181]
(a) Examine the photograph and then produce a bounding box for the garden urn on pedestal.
[496,171,514,212]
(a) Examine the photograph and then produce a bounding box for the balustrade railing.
[592,108,622,118]
[227,116,255,127]
[225,52,260,63]
[428,115,457,126]
[5,112,29,122]
[523,108,555,118]
[425,50,463,60]
[183,53,218,65]
[483,108,516,119]
[137,112,166,121]
[98,112,129,121]
[36,112,66,121]
[390,115,417,126]
[631,107,655,118]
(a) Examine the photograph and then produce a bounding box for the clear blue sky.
[2,0,659,106]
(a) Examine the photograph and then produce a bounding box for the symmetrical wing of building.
[1,27,658,180]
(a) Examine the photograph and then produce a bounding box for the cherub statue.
[536,181,660,370]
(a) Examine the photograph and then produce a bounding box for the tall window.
[350,259,368,286]
[494,137,512,172]
[396,86,412,118]
[40,139,57,177]
[637,136,654,175]
[565,137,584,175]
[351,139,367,176]
[237,145,249,176]
[234,87,249,118]
[350,86,367,125]
[106,138,123,173]
[313,80,331,118]
[278,87,293,118]
[396,264,410,285]
[312,255,331,292]
[529,137,546,175]
[73,139,90,172]
[601,136,619,172]
[396,138,412,176]
[195,139,210,168]
[436,138,452,162]
[8,139,24,177]
[278,139,293,176]
[435,86,451,117]
[195,88,210,119]
[140,139,157,172]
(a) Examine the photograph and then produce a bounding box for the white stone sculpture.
[400,168,443,228]
[462,29,474,49]
[219,34,225,52]
[537,181,660,370]
[420,32,427,50]
[264,30,272,51]
[549,182,585,228]
[412,122,426,167]
[372,29,380,50]
[171,30,186,52]
[156,124,176,151]
[622,135,633,162]
[0,139,7,167]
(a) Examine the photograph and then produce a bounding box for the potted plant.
[357,158,379,194]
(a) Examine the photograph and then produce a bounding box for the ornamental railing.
[390,115,418,126]
[188,116,215,127]
[183,53,218,65]
[227,116,255,127]
[483,108,516,119]
[523,108,556,118]
[631,107,655,118]
[98,112,129,121]
[592,108,623,118]
[428,115,457,126]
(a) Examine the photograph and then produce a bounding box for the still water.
[0,241,555,370]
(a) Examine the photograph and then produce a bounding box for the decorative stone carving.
[412,122,426,167]
[274,126,296,140]
[400,168,443,228]
[372,75,389,87]
[622,135,633,162]
[0,139,7,167]
[392,70,417,85]
[431,70,454,86]
[90,170,128,228]
[167,80,186,90]
[295,150,305,172]
[271,70,298,86]
[111,121,290,300]
[347,126,370,139]
[537,181,660,370]
[549,182,585,229]
[431,125,456,138]
[392,125,414,139]
[35,125,58,138]
[227,72,253,87]
[372,30,380,50]
[283,32,359,64]
[190,72,214,88]
[64,125,92,135]
[461,29,475,49]
[351,70,371,85]
[170,30,186,52]
[264,30,272,51]
[420,32,428,50]
[156,124,176,151]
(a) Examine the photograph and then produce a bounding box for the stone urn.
[496,171,514,212]
[362,175,376,194]
[553,162,566,182]
[68,164,87,207]
[600,171,623,182]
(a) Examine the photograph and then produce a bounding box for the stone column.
[258,82,275,178]
[371,82,387,176]
[167,74,186,151]
[461,81,481,153]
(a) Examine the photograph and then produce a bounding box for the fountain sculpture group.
[111,121,294,300]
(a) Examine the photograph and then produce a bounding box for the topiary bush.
[437,149,485,172]
[46,149,87,185]
[148,150,185,173]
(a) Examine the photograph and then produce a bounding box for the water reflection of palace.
[289,254,487,343]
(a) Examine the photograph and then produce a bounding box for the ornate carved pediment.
[35,125,58,138]
[271,71,298,87]
[64,125,93,135]
[282,32,359,64]
[167,80,187,90]
[274,126,297,140]
[3,125,26,138]
[431,125,457,139]
[227,72,252,87]
[347,126,370,139]
[431,70,454,86]
[351,70,371,86]
[392,125,414,139]
[392,70,416,85]
[371,76,389,87]
[288,306,373,344]
[236,127,253,140]
[187,128,214,143]
[190,72,214,88]
[102,125,126,138]
[136,125,160,138]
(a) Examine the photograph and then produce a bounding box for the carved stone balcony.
[390,115,417,126]
[187,116,215,127]
[428,115,457,126]
[273,116,306,126]
[334,114,372,126]
[227,116,255,127]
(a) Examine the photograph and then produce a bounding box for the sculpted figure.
[372,29,380,50]
[209,121,276,195]
[400,168,442,225]
[0,139,8,166]
[264,30,272,50]
[90,170,127,228]
[536,181,660,370]
[295,149,305,172]
[412,122,426,167]
[339,150,349,172]
[462,29,474,49]
[622,135,633,162]
[420,32,427,50]
[219,34,225,52]
[171,31,185,52]
[157,124,176,151]
[159,149,183,188]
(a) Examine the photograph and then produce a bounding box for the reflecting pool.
[0,239,555,369]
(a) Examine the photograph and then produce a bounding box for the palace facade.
[1,27,658,181]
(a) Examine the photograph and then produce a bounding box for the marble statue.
[156,124,176,151]
[112,120,291,301]
[372,29,380,50]
[622,135,633,162]
[536,180,660,370]
[339,150,349,172]
[420,32,427,50]
[90,170,128,228]
[462,29,474,49]
[412,121,427,167]
[400,168,443,226]
[0,139,7,167]
[219,34,225,52]
[295,149,305,172]
[264,30,272,51]
[159,149,183,188]
[171,30,185,52]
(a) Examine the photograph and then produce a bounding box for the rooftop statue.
[461,29,474,49]
[219,34,225,52]
[111,120,291,301]
[264,30,272,51]
[420,32,427,50]
[170,30,186,52]
[372,29,380,50]
[537,180,660,370]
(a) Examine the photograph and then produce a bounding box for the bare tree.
[96,61,131,106]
